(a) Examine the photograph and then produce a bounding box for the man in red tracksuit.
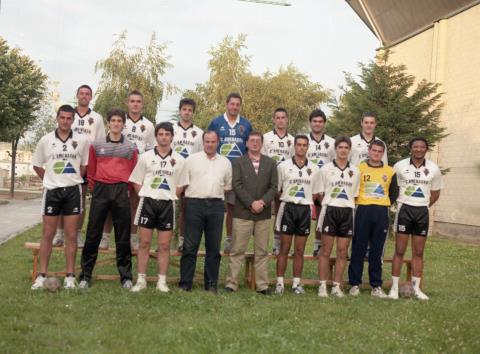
[79,109,138,289]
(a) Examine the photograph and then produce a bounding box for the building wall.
[388,4,480,237]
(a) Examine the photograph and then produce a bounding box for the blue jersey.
[208,114,253,161]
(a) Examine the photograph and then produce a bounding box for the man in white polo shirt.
[31,105,89,290]
[178,131,232,292]
[388,137,443,301]
[350,112,388,166]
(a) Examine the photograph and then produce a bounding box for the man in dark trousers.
[225,131,278,294]
[79,109,138,289]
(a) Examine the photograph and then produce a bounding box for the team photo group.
[30,84,443,301]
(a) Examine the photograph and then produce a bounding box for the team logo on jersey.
[424,168,429,176]
[365,182,385,198]
[150,177,170,191]
[170,158,176,167]
[405,185,425,198]
[287,140,292,147]
[314,159,324,168]
[71,141,78,149]
[348,170,354,178]
[382,174,388,182]
[53,161,76,174]
[175,146,189,159]
[191,130,197,138]
[307,168,312,176]
[88,117,94,125]
[288,185,305,198]
[140,124,146,132]
[324,142,330,149]
[238,125,245,135]
[220,143,242,158]
[330,187,349,200]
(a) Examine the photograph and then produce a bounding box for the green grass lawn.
[1,224,479,353]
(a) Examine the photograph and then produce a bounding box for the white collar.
[223,113,240,128]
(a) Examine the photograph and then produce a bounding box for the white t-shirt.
[277,157,321,205]
[319,161,360,209]
[172,122,203,159]
[129,149,185,200]
[349,134,388,166]
[123,115,155,154]
[179,151,232,199]
[394,158,443,207]
[307,132,335,169]
[261,130,295,164]
[71,108,105,144]
[32,130,89,190]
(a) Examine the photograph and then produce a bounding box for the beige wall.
[388,5,480,236]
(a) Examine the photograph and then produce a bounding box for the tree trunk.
[9,136,19,199]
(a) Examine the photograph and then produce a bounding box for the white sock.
[277,276,284,286]
[226,235,232,241]
[292,277,301,288]
[314,239,321,250]
[102,232,110,239]
[131,233,137,239]
[319,280,326,287]
[392,276,400,290]
[77,230,82,237]
[56,228,64,236]
[137,273,146,282]
[332,281,340,288]
[158,274,166,284]
[412,276,421,291]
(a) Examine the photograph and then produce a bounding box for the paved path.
[0,199,42,245]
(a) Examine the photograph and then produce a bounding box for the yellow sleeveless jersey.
[356,161,395,206]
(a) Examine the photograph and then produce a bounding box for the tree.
[0,37,47,197]
[185,35,330,132]
[94,31,176,122]
[329,50,447,165]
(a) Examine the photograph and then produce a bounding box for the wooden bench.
[24,242,415,289]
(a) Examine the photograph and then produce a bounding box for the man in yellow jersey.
[348,140,398,297]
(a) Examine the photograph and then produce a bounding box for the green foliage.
[185,35,330,132]
[94,31,176,123]
[329,50,447,165]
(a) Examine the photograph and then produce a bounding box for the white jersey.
[394,158,443,207]
[123,115,155,154]
[307,133,335,169]
[319,161,360,209]
[350,134,388,166]
[129,149,185,201]
[278,157,321,205]
[261,130,294,164]
[172,122,203,159]
[32,130,89,190]
[71,108,105,144]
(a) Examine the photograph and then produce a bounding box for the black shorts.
[395,204,429,236]
[318,206,354,237]
[134,197,174,231]
[276,202,311,236]
[42,185,82,216]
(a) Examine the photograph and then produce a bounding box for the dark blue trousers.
[179,198,224,290]
[348,205,389,287]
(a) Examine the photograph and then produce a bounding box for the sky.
[0,0,379,121]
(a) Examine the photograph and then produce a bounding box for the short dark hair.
[203,130,219,141]
[294,134,309,145]
[273,108,288,117]
[107,109,126,123]
[334,135,352,149]
[361,112,376,121]
[179,98,196,112]
[57,104,75,118]
[155,122,174,136]
[247,131,263,142]
[309,109,326,122]
[408,137,429,150]
[226,92,242,104]
[76,84,92,95]
[369,139,386,151]
[128,90,143,99]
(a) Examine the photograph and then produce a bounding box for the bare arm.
[429,190,441,207]
[33,166,45,180]
[132,183,142,195]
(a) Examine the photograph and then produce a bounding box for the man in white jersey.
[317,136,360,298]
[172,98,203,252]
[130,122,186,293]
[306,109,335,257]
[275,135,321,295]
[31,105,89,290]
[52,85,105,248]
[388,137,443,301]
[261,108,294,255]
[350,112,388,166]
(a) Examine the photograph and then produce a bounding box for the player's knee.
[337,247,348,259]
[157,242,169,253]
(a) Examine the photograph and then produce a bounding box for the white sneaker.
[349,285,360,297]
[371,287,387,298]
[223,238,233,254]
[76,233,84,248]
[131,278,147,292]
[78,280,89,289]
[275,283,284,295]
[414,288,429,301]
[388,287,399,300]
[156,281,170,293]
[177,236,184,252]
[52,233,64,247]
[63,276,77,289]
[122,280,133,289]
[331,285,345,298]
[292,285,305,295]
[273,238,281,255]
[318,284,328,298]
[99,235,109,250]
[130,235,139,251]
[31,275,46,290]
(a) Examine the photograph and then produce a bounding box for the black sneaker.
[257,288,274,296]
[224,286,235,293]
